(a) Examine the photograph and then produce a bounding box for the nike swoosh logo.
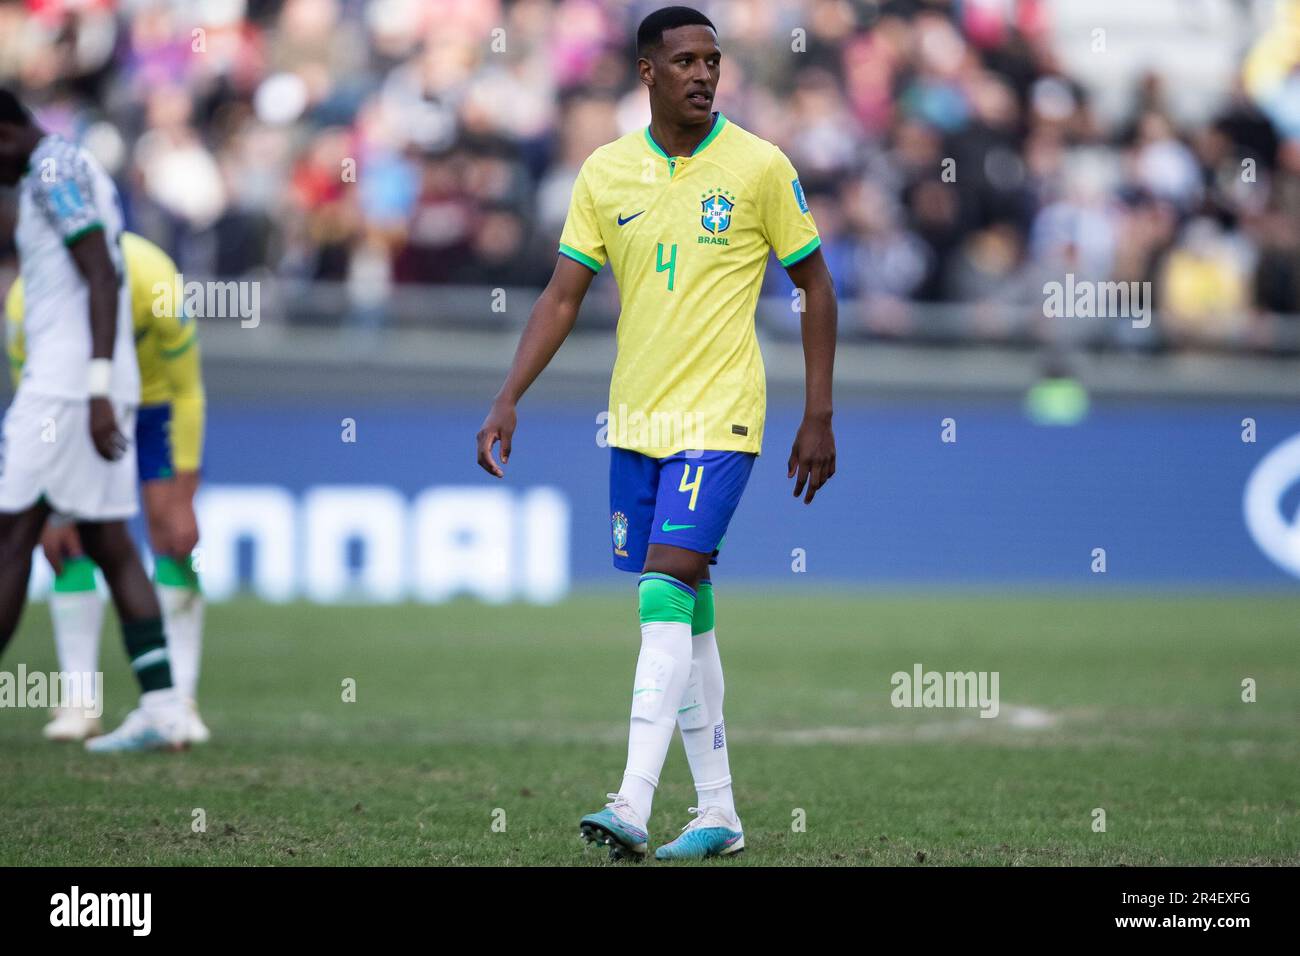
[617,210,645,226]
[661,520,696,532]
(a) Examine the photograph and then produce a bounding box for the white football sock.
[49,589,105,713]
[619,619,694,827]
[156,584,204,702]
[679,627,736,819]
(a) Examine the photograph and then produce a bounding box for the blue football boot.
[579,793,649,861]
[654,806,744,860]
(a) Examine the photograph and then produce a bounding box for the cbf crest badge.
[611,511,629,555]
[700,188,736,234]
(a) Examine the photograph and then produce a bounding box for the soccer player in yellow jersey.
[476,7,837,861]
[6,231,209,744]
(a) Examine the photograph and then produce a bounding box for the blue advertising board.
[27,399,1295,602]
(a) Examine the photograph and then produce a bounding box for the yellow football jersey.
[5,231,205,471]
[560,113,820,458]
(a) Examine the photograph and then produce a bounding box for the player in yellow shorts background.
[6,231,209,743]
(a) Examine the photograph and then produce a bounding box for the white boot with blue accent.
[579,793,650,860]
[655,805,744,860]
[85,689,187,753]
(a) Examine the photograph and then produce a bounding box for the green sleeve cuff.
[779,236,821,267]
[558,244,602,274]
[63,222,104,247]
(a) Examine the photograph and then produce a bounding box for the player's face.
[643,25,721,124]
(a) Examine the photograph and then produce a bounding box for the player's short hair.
[636,6,717,58]
[0,89,32,126]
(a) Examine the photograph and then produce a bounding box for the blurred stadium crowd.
[2,0,1300,351]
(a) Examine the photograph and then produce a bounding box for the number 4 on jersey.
[656,242,677,292]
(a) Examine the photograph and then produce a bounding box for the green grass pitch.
[1,593,1297,866]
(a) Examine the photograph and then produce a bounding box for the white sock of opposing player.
[50,557,105,713]
[677,581,736,819]
[155,555,204,702]
[617,573,697,828]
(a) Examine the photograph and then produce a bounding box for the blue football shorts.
[609,447,757,573]
[135,403,175,482]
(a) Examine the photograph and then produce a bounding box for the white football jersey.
[13,135,138,403]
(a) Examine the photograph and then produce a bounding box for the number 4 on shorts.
[679,463,703,511]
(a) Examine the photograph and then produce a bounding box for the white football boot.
[43,707,103,742]
[185,699,211,744]
[85,690,188,753]
[655,805,745,860]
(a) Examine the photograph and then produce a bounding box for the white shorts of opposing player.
[0,390,138,520]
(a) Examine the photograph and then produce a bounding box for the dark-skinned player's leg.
[77,520,162,622]
[0,499,52,655]
[76,519,187,753]
[644,542,712,591]
[75,519,176,695]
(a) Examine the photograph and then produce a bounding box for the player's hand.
[476,400,517,478]
[88,397,127,462]
[40,522,83,577]
[787,413,835,504]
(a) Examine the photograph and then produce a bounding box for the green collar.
[644,112,727,160]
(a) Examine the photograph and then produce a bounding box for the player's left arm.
[157,309,205,474]
[759,149,837,504]
[156,300,205,554]
[4,279,24,389]
[784,247,837,504]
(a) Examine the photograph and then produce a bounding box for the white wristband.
[87,358,112,398]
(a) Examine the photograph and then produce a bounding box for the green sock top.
[53,555,98,593]
[155,553,201,592]
[638,573,697,625]
[692,579,714,635]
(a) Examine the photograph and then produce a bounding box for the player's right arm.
[477,161,606,478]
[476,256,596,477]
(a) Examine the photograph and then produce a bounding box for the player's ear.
[637,55,654,89]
